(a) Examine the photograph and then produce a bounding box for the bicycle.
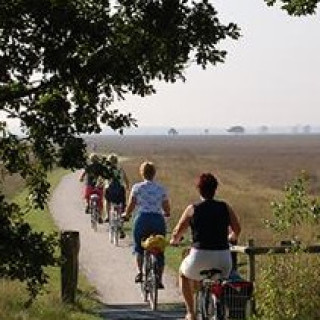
[108,203,124,246]
[195,268,227,320]
[195,268,253,320]
[140,235,167,311]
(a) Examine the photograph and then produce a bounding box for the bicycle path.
[49,171,185,319]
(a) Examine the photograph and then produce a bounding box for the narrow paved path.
[49,172,185,319]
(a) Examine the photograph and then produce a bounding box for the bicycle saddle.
[200,268,222,278]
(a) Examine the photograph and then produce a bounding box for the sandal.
[185,313,195,320]
[135,272,142,283]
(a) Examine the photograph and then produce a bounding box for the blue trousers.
[133,212,166,267]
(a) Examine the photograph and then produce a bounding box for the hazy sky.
[115,0,320,129]
[2,1,319,134]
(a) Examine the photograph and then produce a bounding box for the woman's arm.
[169,204,193,245]
[162,198,171,217]
[79,169,86,182]
[124,192,136,219]
[121,168,130,190]
[227,204,241,243]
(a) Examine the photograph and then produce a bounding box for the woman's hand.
[121,213,130,222]
[169,237,179,246]
[228,231,238,244]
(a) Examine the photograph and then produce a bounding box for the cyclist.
[122,161,170,289]
[79,153,110,224]
[169,173,241,320]
[104,153,129,225]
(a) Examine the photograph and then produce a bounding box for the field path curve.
[49,171,185,319]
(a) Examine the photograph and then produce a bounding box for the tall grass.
[0,168,103,320]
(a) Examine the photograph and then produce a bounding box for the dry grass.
[86,134,320,245]
[4,134,319,245]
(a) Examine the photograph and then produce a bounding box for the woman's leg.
[179,273,196,320]
[133,214,145,281]
[104,189,111,222]
[136,253,143,274]
[97,187,104,221]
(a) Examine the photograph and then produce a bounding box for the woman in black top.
[170,173,241,320]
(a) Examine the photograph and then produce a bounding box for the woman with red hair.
[170,173,241,320]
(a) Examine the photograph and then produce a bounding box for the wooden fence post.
[61,230,80,303]
[247,238,256,315]
[247,239,255,282]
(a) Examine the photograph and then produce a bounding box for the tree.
[168,127,178,135]
[0,0,240,299]
[259,125,269,134]
[303,125,311,134]
[226,126,245,134]
[264,0,319,16]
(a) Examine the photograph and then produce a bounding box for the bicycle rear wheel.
[141,252,149,303]
[197,289,215,320]
[216,299,226,320]
[148,255,158,311]
[90,206,98,231]
[113,218,119,246]
[109,213,119,246]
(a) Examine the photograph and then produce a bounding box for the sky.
[114,0,320,131]
[2,1,319,134]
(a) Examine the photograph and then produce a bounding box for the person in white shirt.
[123,161,170,288]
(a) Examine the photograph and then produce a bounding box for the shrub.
[255,172,320,319]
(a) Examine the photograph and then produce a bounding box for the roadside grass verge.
[0,168,104,320]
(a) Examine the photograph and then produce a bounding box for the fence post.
[247,238,256,315]
[247,239,255,282]
[61,230,80,303]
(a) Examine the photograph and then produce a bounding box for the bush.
[254,172,320,319]
[256,252,320,320]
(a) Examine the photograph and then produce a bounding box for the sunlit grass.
[0,168,104,320]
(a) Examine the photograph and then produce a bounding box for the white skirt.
[180,247,232,281]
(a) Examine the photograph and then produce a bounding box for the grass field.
[86,134,320,245]
[0,169,104,320]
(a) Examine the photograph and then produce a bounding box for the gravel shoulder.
[49,171,185,319]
